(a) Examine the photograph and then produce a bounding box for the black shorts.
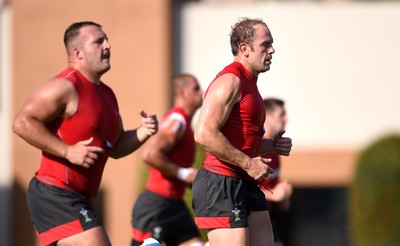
[270,216,283,242]
[27,177,102,245]
[131,189,200,246]
[269,206,285,243]
[192,168,268,229]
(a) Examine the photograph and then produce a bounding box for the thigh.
[57,226,111,246]
[207,228,248,246]
[248,211,274,246]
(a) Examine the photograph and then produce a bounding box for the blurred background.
[1,0,399,245]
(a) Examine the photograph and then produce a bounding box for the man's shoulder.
[211,72,241,89]
[163,110,186,129]
[54,67,76,79]
[217,61,243,78]
[43,75,74,92]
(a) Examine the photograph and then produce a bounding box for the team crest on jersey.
[80,208,93,223]
[232,207,241,222]
[152,226,162,240]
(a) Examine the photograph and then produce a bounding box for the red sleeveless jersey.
[145,107,196,199]
[203,62,266,180]
[36,67,120,198]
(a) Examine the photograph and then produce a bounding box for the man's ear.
[178,87,187,98]
[239,43,249,57]
[73,48,83,59]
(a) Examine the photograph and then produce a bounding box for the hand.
[139,110,158,136]
[273,130,293,156]
[246,156,274,181]
[65,137,105,168]
[272,179,293,201]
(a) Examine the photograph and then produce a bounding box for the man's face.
[264,105,287,136]
[184,77,203,109]
[78,25,111,75]
[247,24,275,74]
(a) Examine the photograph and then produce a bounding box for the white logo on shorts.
[80,208,93,223]
[152,226,162,240]
[232,207,241,222]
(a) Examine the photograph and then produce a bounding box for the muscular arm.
[109,110,158,159]
[143,116,182,175]
[194,73,272,180]
[12,78,72,157]
[141,114,196,183]
[12,78,104,168]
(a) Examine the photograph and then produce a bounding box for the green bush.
[349,134,400,246]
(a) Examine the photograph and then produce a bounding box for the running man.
[259,98,293,246]
[12,21,158,246]
[192,18,293,246]
[131,74,206,246]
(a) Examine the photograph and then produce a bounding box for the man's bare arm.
[12,78,104,168]
[109,110,158,159]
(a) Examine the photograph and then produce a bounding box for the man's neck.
[69,64,101,85]
[175,101,196,117]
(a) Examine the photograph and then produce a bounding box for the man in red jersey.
[12,21,158,246]
[131,74,207,246]
[192,18,293,246]
[259,98,293,246]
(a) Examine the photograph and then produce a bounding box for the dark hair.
[230,17,267,56]
[263,98,285,112]
[173,74,196,95]
[63,21,102,52]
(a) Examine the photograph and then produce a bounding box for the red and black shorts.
[192,168,268,229]
[131,189,200,246]
[27,177,102,245]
